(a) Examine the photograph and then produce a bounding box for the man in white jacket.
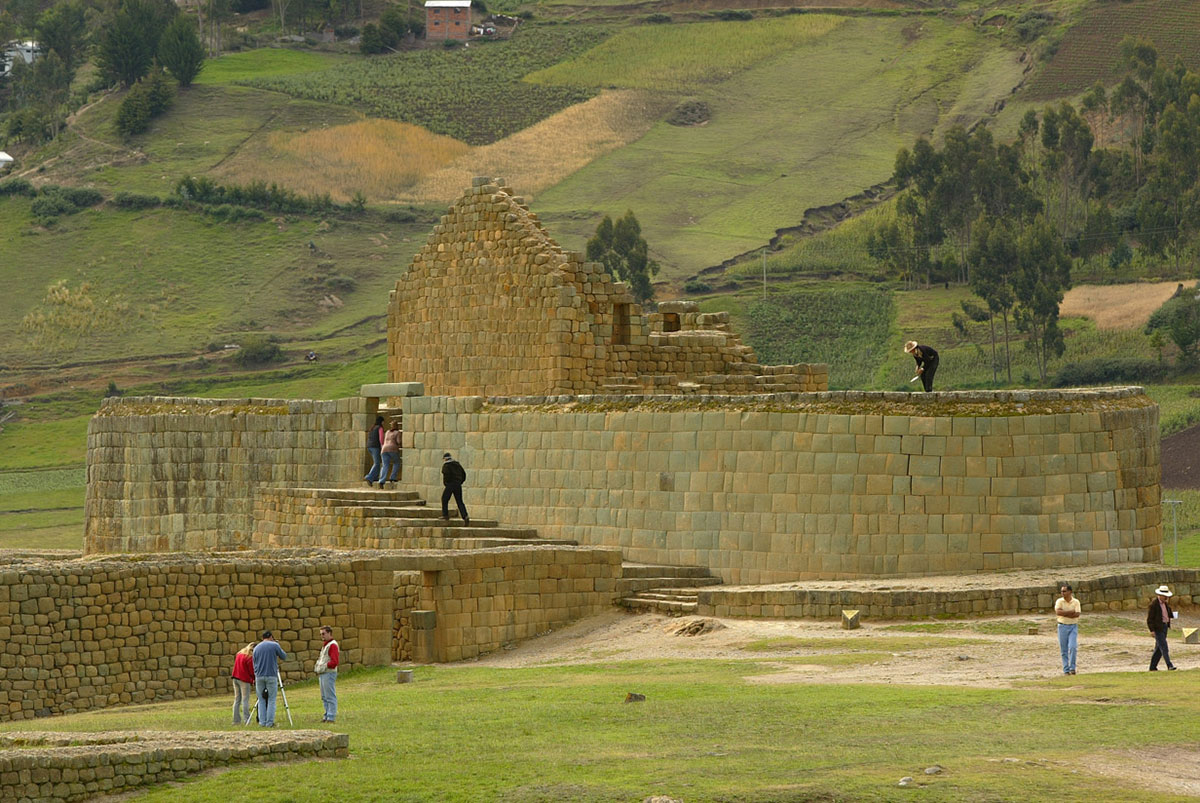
[315,625,340,723]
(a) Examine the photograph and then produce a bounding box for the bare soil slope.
[1163,422,1200,489]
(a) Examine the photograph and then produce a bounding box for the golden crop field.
[214,118,470,201]
[1060,280,1199,330]
[398,89,672,204]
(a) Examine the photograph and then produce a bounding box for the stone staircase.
[617,562,722,615]
[252,487,578,550]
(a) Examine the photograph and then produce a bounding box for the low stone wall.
[0,547,618,722]
[0,551,394,722]
[700,566,1198,619]
[0,730,348,802]
[401,388,1162,584]
[410,546,623,662]
[85,397,369,553]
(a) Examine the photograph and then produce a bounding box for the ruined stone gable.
[388,176,828,396]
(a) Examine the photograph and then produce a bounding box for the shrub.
[385,208,418,223]
[324,275,357,293]
[643,13,671,23]
[233,335,283,365]
[30,193,79,221]
[0,178,36,197]
[105,380,121,397]
[666,100,711,126]
[1014,10,1053,42]
[46,186,103,208]
[1053,357,1166,387]
[713,9,753,21]
[334,24,359,39]
[683,278,712,294]
[113,191,162,209]
[115,71,174,136]
[231,0,269,10]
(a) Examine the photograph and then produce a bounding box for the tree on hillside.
[96,0,178,87]
[966,215,1017,383]
[158,15,204,86]
[586,211,660,303]
[35,1,87,74]
[1013,217,1071,382]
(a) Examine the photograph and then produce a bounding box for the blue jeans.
[255,676,279,726]
[1057,623,1077,674]
[1150,627,1175,670]
[380,451,399,485]
[319,671,337,721]
[364,446,382,483]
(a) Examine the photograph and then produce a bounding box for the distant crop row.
[246,27,609,145]
[745,284,894,390]
[526,15,844,91]
[1026,0,1200,98]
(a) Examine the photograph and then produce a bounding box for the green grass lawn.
[534,15,1026,278]
[194,48,356,86]
[2,662,1196,801]
[0,466,85,550]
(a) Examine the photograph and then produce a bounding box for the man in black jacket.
[1146,584,1178,671]
[441,452,469,525]
[904,340,939,393]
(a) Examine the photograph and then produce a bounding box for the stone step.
[452,537,579,549]
[617,577,722,594]
[383,518,504,529]
[333,505,455,519]
[619,597,698,615]
[621,562,714,579]
[322,496,426,508]
[632,591,700,602]
[303,487,423,502]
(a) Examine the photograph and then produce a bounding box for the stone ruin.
[1,176,1184,742]
[386,176,828,396]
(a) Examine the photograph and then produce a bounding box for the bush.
[643,12,671,23]
[334,24,359,39]
[113,191,162,209]
[683,278,712,294]
[0,178,36,197]
[44,186,103,208]
[324,275,357,293]
[713,9,753,20]
[230,0,269,11]
[384,208,418,223]
[1014,10,1053,42]
[1052,357,1166,387]
[31,193,79,221]
[233,335,283,365]
[115,71,175,136]
[666,100,711,126]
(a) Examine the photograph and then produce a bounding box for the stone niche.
[399,387,1162,584]
[386,176,827,397]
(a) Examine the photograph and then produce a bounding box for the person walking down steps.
[904,340,939,392]
[441,452,469,525]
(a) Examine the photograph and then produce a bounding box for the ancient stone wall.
[386,177,826,397]
[0,731,348,803]
[400,388,1162,584]
[85,397,369,553]
[0,552,394,723]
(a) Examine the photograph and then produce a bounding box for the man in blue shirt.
[252,630,288,727]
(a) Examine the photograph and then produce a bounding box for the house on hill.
[1,41,41,77]
[386,176,827,397]
[425,0,472,40]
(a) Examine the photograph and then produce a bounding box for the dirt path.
[469,609,1191,688]
[1163,421,1200,489]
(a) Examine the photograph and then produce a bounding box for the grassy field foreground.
[3,662,1197,802]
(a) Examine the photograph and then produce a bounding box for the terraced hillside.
[1025,0,1200,98]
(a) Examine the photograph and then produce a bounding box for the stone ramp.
[618,562,722,615]
[252,486,577,549]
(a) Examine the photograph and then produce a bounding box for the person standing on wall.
[1147,585,1179,671]
[364,415,385,486]
[315,625,340,724]
[380,419,401,489]
[904,340,939,392]
[231,642,256,724]
[1054,584,1080,675]
[441,452,469,525]
[252,630,288,727]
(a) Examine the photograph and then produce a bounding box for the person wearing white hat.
[1146,585,1178,671]
[903,341,939,392]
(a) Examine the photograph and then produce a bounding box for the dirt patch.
[1076,747,1200,797]
[1162,422,1200,489]
[469,609,1190,688]
[1059,281,1197,330]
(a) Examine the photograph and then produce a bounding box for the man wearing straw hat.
[1146,585,1179,671]
[903,341,939,392]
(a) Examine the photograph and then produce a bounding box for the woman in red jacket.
[232,643,256,724]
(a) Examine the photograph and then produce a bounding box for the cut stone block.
[360,382,424,398]
[841,610,860,630]
[1185,627,1199,644]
